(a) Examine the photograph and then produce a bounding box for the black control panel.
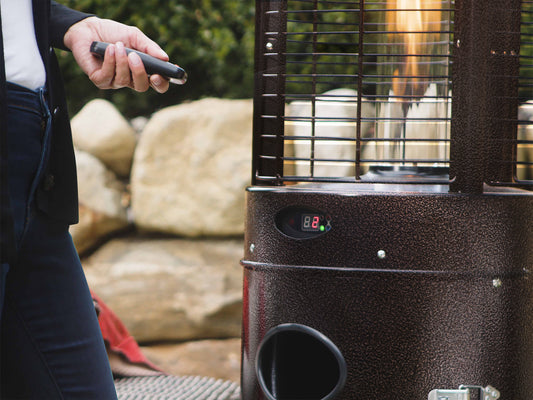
[275,206,332,239]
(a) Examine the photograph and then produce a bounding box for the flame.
[386,0,443,100]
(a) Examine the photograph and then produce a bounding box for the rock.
[70,150,129,255]
[518,101,533,180]
[131,98,252,237]
[141,339,241,383]
[130,116,149,134]
[285,88,375,177]
[71,99,137,177]
[82,237,244,343]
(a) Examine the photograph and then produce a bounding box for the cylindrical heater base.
[240,185,533,400]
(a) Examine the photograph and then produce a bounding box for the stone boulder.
[131,98,252,237]
[70,150,129,254]
[82,237,244,343]
[71,99,137,177]
[518,101,533,180]
[141,339,241,383]
[285,88,375,178]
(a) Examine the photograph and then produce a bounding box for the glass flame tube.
[367,0,452,173]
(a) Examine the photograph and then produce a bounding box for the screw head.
[266,42,274,51]
[377,250,386,259]
[249,243,255,253]
[492,278,502,288]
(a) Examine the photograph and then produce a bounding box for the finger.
[128,52,150,92]
[144,42,169,62]
[149,74,170,94]
[89,44,116,89]
[113,42,133,89]
[128,27,169,62]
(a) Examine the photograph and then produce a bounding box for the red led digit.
[312,216,320,229]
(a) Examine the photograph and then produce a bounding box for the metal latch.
[428,385,500,400]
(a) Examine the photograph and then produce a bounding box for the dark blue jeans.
[0,83,117,399]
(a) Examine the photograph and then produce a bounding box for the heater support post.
[450,0,492,193]
[450,0,521,192]
[251,0,288,185]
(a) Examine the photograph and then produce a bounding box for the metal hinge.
[428,385,500,400]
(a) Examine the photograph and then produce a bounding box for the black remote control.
[90,41,187,85]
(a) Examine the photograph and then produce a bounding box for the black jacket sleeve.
[49,1,93,51]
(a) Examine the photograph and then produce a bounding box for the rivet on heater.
[250,243,255,253]
[492,278,503,288]
[377,250,386,259]
[266,42,274,51]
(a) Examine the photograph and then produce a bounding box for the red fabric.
[91,291,163,372]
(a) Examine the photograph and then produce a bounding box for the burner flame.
[386,0,444,101]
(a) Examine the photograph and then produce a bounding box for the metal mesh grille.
[283,0,452,182]
[114,375,241,400]
[519,1,533,183]
[252,0,533,189]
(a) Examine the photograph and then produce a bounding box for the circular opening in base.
[256,324,347,400]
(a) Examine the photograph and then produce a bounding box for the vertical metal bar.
[450,0,491,193]
[450,0,521,192]
[310,0,319,178]
[517,2,533,185]
[355,0,365,180]
[485,0,521,184]
[276,1,288,183]
[251,0,288,186]
[251,0,266,186]
[252,0,267,185]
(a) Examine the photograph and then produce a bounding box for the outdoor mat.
[114,375,241,400]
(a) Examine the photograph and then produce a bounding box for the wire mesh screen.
[283,0,452,182]
[252,0,533,189]
[519,2,533,183]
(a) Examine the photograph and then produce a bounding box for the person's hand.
[64,16,171,93]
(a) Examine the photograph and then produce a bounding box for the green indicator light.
[320,225,325,232]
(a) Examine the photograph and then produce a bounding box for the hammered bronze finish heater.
[241,0,533,399]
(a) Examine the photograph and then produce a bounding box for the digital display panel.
[275,206,332,239]
[301,214,322,232]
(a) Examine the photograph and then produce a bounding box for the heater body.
[242,0,533,398]
[241,186,533,399]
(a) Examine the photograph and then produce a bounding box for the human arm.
[50,1,93,50]
[52,2,170,93]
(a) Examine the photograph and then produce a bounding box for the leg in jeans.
[1,212,117,399]
[1,84,117,399]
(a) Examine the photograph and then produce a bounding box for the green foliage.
[57,1,533,117]
[283,2,384,98]
[58,0,255,118]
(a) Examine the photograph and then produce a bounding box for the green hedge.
[58,0,255,118]
[58,2,533,118]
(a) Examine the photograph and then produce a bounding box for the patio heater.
[241,0,533,399]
